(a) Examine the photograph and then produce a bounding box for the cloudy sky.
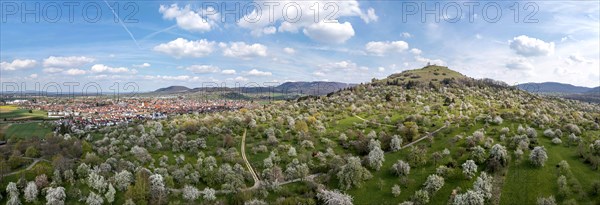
[1,0,598,91]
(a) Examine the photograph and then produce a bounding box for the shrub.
[316,189,353,205]
[462,160,478,179]
[391,160,411,176]
[536,196,556,205]
[529,146,548,167]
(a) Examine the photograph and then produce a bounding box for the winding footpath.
[4,157,50,176]
[241,129,261,190]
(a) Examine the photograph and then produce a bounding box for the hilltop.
[384,65,467,83]
[153,86,191,93]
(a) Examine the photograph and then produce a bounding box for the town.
[2,97,254,130]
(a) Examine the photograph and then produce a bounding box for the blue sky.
[1,0,599,91]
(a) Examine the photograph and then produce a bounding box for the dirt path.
[353,114,448,149]
[401,124,447,149]
[353,114,396,128]
[241,129,261,190]
[4,158,50,176]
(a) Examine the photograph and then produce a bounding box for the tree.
[529,146,548,167]
[487,144,508,172]
[402,121,419,142]
[367,144,385,170]
[24,181,38,203]
[6,182,18,198]
[131,146,152,163]
[182,185,200,201]
[391,160,411,176]
[46,186,66,205]
[52,169,62,185]
[114,170,133,191]
[337,156,372,190]
[86,192,104,205]
[557,175,570,198]
[423,174,445,194]
[285,159,309,180]
[552,138,562,144]
[6,182,20,205]
[392,184,402,197]
[452,190,484,205]
[287,146,297,157]
[87,171,107,193]
[390,135,402,152]
[470,146,486,164]
[537,196,556,205]
[105,183,116,203]
[202,187,216,201]
[473,172,493,200]
[462,160,478,179]
[149,174,167,204]
[412,189,429,205]
[316,189,353,205]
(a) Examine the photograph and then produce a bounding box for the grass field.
[2,122,52,139]
[0,105,48,121]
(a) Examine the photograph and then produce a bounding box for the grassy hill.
[1,66,599,205]
[383,65,468,84]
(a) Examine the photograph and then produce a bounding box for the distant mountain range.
[517,82,600,103]
[151,81,356,96]
[516,82,596,94]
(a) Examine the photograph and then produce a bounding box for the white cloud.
[154,38,215,58]
[313,71,325,77]
[402,32,412,38]
[567,54,591,64]
[159,4,215,33]
[251,26,277,36]
[475,34,482,39]
[144,75,202,82]
[361,8,378,23]
[409,48,422,55]
[235,76,249,81]
[238,0,374,43]
[0,59,37,71]
[415,56,446,66]
[283,47,296,54]
[509,35,555,57]
[43,56,94,68]
[186,65,220,74]
[506,58,534,70]
[64,69,87,76]
[134,63,151,68]
[220,42,267,59]
[365,41,409,56]
[318,60,368,72]
[303,21,355,44]
[247,69,272,76]
[29,74,38,78]
[91,64,136,74]
[43,68,63,73]
[378,67,385,72]
[221,69,237,75]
